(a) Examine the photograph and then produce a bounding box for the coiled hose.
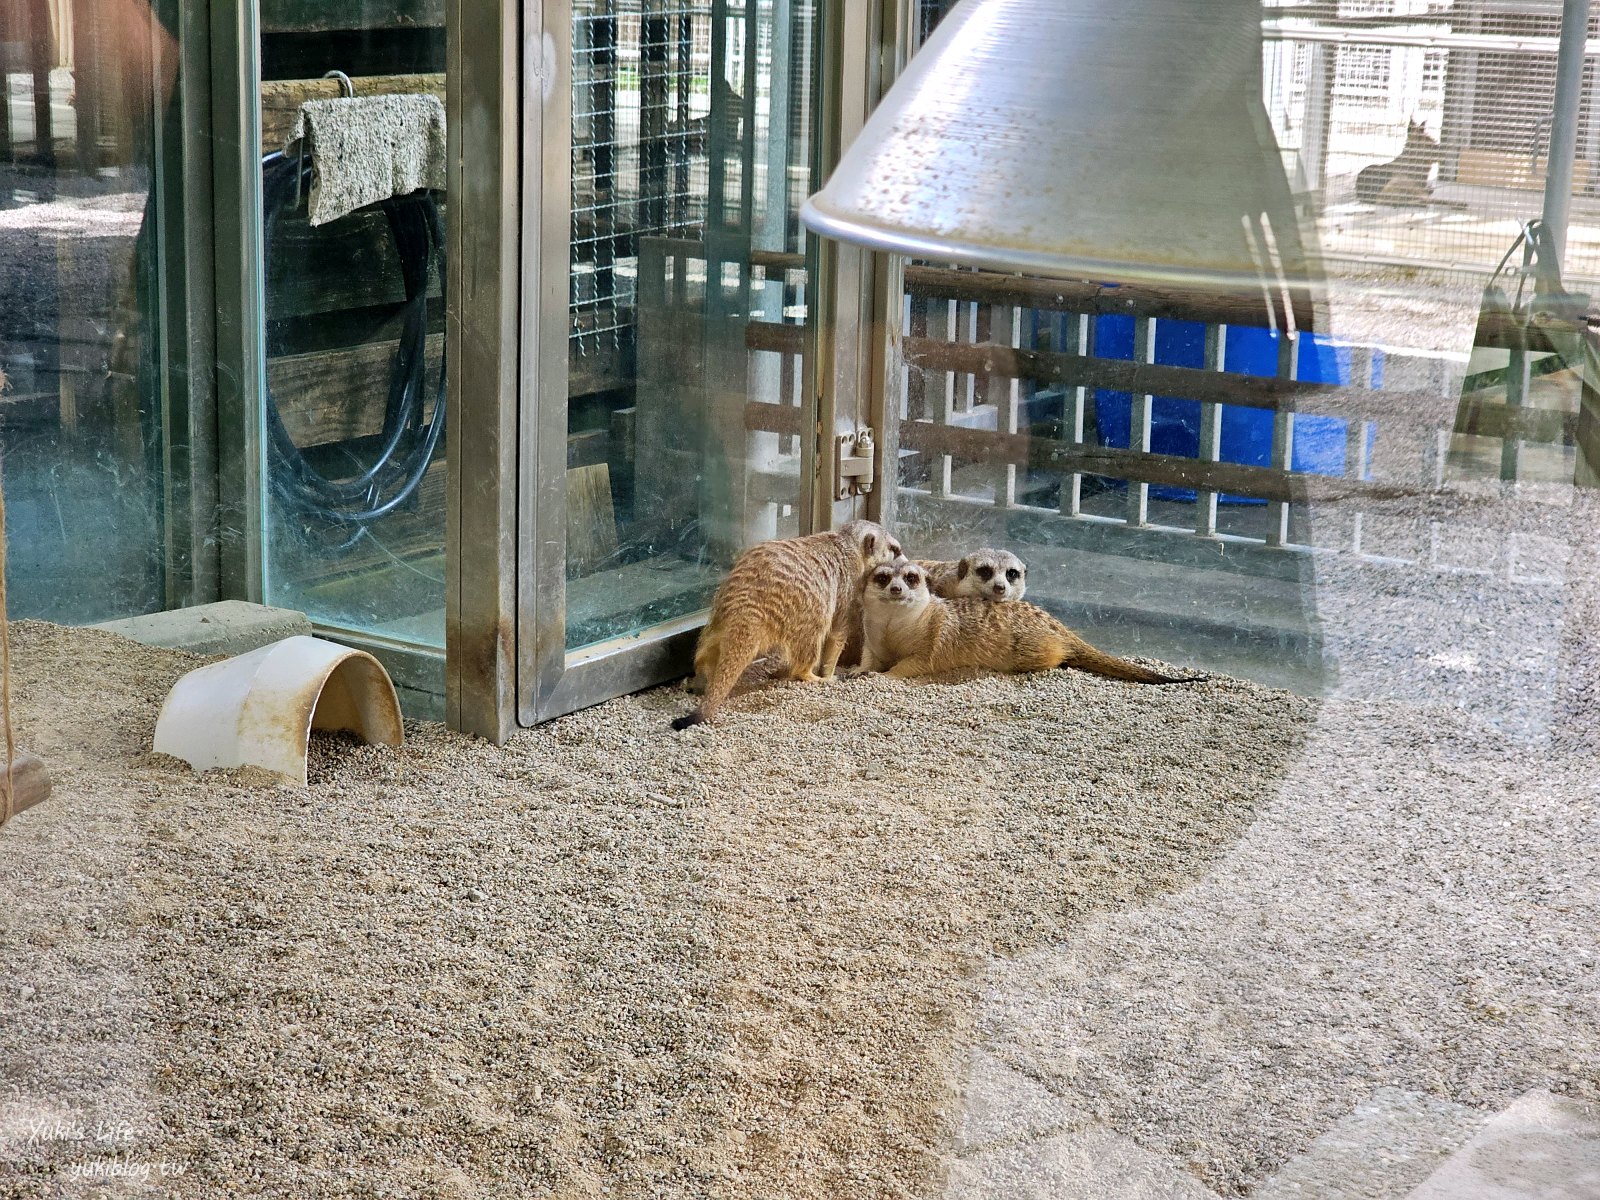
[260,151,447,542]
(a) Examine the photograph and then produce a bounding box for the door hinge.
[834,427,876,500]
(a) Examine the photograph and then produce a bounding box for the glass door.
[0,0,204,622]
[520,0,825,723]
[253,3,449,662]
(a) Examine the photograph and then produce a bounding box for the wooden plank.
[267,207,446,319]
[269,335,443,447]
[746,318,1459,430]
[745,400,806,437]
[260,0,445,35]
[740,251,1314,329]
[1455,396,1577,444]
[899,333,1445,418]
[567,428,609,469]
[896,417,1401,505]
[275,462,445,587]
[261,73,447,151]
[746,320,804,354]
[1,752,52,826]
[904,265,1312,331]
[566,464,619,579]
[1472,308,1592,352]
[1456,148,1592,194]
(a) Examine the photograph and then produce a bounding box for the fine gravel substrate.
[0,622,1296,1198]
[0,619,1595,1198]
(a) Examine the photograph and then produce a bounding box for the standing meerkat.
[857,558,1197,684]
[917,548,1028,603]
[672,520,903,729]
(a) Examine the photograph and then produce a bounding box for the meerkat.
[917,548,1028,603]
[672,520,903,729]
[857,557,1197,685]
[841,548,1028,668]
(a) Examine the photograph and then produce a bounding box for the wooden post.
[1,752,52,826]
[27,0,54,168]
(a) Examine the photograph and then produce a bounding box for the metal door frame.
[492,0,901,733]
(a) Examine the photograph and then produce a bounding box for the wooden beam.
[900,334,1450,420]
[1471,308,1593,352]
[267,208,446,320]
[744,319,1489,437]
[904,265,1311,331]
[268,334,443,447]
[746,400,806,437]
[260,0,444,35]
[1,753,51,826]
[261,73,447,152]
[1454,396,1578,444]
[896,416,1407,505]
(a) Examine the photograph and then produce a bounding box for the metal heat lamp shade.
[802,0,1314,300]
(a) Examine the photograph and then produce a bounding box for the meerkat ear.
[957,558,970,581]
[862,531,877,556]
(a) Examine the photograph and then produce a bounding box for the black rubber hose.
[259,151,447,529]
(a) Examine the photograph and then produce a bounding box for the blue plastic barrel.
[1090,317,1382,504]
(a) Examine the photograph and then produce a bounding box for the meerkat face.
[957,549,1027,602]
[842,520,904,568]
[865,558,930,609]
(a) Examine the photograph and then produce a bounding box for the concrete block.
[92,601,313,658]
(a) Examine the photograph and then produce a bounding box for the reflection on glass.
[565,0,814,649]
[0,0,177,622]
[888,0,1600,725]
[257,5,447,648]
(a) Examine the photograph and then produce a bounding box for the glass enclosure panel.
[256,1,447,648]
[887,0,1600,702]
[0,0,181,622]
[565,0,814,649]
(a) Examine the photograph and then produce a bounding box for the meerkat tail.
[672,622,763,729]
[1059,642,1193,685]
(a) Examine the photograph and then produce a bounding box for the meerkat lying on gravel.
[917,548,1028,603]
[673,520,903,729]
[842,547,1027,669]
[857,558,1198,685]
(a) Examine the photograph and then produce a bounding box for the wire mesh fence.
[571,1,717,366]
[570,0,811,394]
[1265,0,1600,285]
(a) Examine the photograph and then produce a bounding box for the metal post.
[1542,0,1590,263]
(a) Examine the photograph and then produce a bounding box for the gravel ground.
[1,578,1595,1198]
[0,621,1297,1198]
[973,695,1600,1195]
[1322,266,1484,358]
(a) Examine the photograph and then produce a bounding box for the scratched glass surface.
[256,8,449,648]
[885,0,1600,740]
[563,0,815,649]
[0,2,177,623]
